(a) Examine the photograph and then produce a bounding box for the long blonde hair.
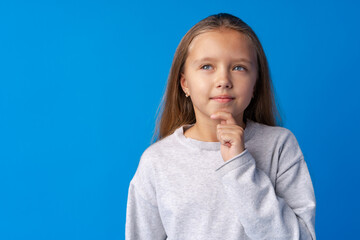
[151,13,282,143]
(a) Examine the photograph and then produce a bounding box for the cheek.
[236,81,254,94]
[189,78,211,94]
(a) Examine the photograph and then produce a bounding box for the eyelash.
[200,64,247,71]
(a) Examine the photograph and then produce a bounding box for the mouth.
[210,95,235,103]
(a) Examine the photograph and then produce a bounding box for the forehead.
[187,29,256,63]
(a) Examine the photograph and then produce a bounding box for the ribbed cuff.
[215,149,254,177]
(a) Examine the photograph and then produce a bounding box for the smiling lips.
[210,95,235,103]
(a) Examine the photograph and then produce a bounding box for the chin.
[214,107,234,113]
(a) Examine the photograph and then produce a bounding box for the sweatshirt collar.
[174,118,256,151]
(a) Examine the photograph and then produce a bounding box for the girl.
[126,13,316,240]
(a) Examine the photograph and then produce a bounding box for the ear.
[180,73,188,92]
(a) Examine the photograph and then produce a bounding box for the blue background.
[1,0,359,239]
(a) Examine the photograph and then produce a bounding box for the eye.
[200,64,213,70]
[233,65,246,71]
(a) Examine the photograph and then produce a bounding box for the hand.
[210,112,245,162]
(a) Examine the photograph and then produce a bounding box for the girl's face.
[180,28,258,125]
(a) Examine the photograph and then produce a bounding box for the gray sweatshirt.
[126,119,316,240]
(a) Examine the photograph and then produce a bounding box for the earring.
[185,91,189,97]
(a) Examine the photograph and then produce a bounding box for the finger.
[217,127,235,139]
[217,129,241,139]
[217,131,234,147]
[210,111,236,125]
[217,124,245,131]
[216,126,228,144]
[217,128,243,144]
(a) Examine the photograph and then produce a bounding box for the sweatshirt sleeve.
[215,132,316,240]
[125,151,167,240]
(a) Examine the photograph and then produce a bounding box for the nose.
[216,68,233,89]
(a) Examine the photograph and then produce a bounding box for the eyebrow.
[192,57,254,66]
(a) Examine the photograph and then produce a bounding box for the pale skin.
[180,28,258,162]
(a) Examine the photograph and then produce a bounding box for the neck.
[186,113,245,142]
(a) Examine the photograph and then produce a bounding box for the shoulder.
[250,120,299,146]
[132,129,180,187]
[137,129,180,170]
[131,132,175,185]
[129,135,177,206]
[250,121,304,165]
[142,131,177,160]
